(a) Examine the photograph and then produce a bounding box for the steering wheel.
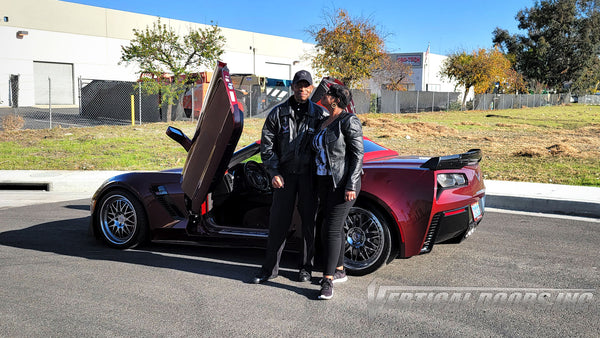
[243,161,271,192]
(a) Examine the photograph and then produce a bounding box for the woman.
[312,84,364,300]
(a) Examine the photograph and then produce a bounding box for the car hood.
[181,62,244,215]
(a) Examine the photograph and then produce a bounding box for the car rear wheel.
[343,206,391,275]
[97,190,148,249]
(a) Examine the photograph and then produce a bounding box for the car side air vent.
[420,213,441,254]
[153,186,185,219]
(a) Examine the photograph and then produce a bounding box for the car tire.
[97,189,148,249]
[343,205,392,276]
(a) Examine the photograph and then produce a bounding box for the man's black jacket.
[261,98,327,178]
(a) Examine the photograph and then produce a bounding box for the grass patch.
[1,105,599,187]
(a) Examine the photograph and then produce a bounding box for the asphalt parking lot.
[0,198,598,337]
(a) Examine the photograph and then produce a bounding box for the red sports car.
[90,62,486,275]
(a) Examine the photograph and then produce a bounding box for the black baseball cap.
[292,70,313,85]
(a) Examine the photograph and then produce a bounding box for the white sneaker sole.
[318,291,333,300]
[333,276,347,283]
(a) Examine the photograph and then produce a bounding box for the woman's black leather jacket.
[318,112,364,191]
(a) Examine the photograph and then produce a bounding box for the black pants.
[318,176,358,276]
[260,172,317,277]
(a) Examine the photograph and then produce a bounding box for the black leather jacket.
[261,97,327,177]
[318,112,364,191]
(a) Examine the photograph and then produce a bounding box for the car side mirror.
[166,126,192,152]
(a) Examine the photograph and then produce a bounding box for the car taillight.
[437,173,468,188]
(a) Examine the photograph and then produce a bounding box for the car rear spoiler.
[420,149,482,170]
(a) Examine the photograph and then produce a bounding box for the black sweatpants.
[317,176,358,276]
[260,172,318,277]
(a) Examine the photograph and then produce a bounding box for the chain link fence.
[380,90,462,113]
[472,93,572,110]
[235,83,291,118]
[2,76,102,130]
[578,94,600,105]
[350,89,372,114]
[1,77,178,131]
[3,74,600,130]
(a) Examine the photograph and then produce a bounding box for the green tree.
[308,9,386,88]
[441,48,518,109]
[493,0,600,94]
[120,19,225,121]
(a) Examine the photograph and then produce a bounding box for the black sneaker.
[298,269,311,282]
[332,269,348,284]
[318,278,334,300]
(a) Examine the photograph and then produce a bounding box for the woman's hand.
[345,190,356,201]
[272,175,284,188]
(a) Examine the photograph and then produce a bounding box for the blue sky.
[66,0,532,55]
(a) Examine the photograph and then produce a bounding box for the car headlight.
[437,173,468,188]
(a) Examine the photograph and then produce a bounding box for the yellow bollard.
[131,94,135,126]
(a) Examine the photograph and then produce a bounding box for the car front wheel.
[97,189,148,249]
[343,206,392,275]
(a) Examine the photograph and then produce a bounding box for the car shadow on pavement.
[0,212,318,299]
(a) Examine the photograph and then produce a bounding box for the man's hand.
[345,190,356,202]
[272,175,284,188]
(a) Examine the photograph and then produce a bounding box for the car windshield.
[363,139,387,153]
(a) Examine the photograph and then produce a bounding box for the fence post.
[48,77,52,129]
[191,86,195,122]
[130,94,135,126]
[138,85,142,125]
[447,92,450,111]
[432,91,435,112]
[483,94,486,111]
[78,76,82,116]
[416,90,419,113]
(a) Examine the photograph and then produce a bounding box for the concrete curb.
[486,195,600,219]
[484,180,600,219]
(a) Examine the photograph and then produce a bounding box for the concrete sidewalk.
[0,170,599,218]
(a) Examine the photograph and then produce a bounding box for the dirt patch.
[514,147,546,157]
[362,117,457,136]
[361,117,401,129]
[577,124,600,135]
[400,114,420,120]
[457,121,484,126]
[404,122,457,135]
[1,115,25,131]
[547,143,579,156]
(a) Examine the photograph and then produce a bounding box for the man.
[252,70,327,284]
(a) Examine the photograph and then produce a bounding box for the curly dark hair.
[326,84,352,109]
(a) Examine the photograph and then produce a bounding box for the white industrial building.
[1,0,456,108]
[1,0,316,107]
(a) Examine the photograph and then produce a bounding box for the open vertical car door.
[181,62,244,217]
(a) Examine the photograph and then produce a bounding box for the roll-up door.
[264,62,291,80]
[33,61,74,105]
